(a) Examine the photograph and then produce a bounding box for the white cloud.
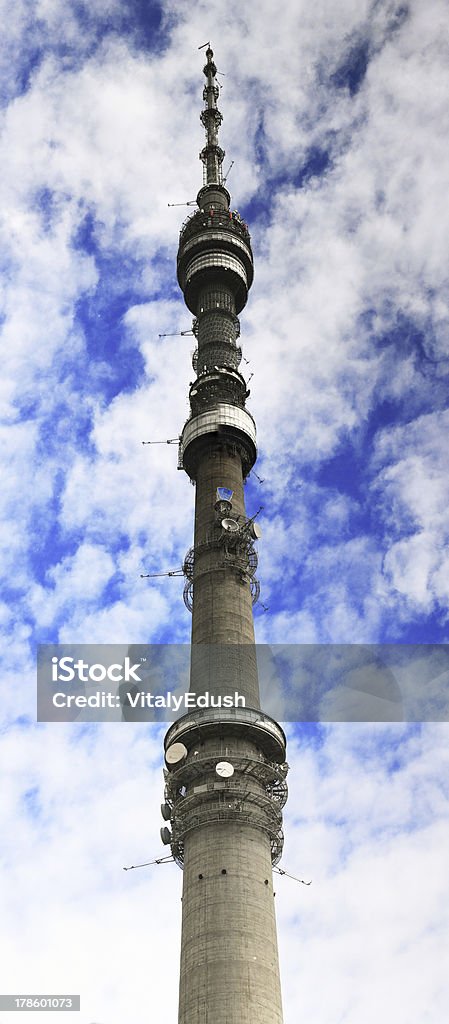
[371,410,449,615]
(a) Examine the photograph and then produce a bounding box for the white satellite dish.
[165,741,188,766]
[221,518,240,533]
[249,522,262,540]
[215,761,235,778]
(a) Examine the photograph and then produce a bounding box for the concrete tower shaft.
[162,47,287,1024]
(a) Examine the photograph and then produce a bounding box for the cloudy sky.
[1,0,448,1021]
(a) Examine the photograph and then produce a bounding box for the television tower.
[161,47,288,1024]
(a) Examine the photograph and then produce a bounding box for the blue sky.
[1,1,449,1022]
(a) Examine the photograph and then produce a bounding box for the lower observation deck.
[164,706,287,764]
[179,403,257,479]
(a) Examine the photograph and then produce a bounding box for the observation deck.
[164,706,287,764]
[177,209,254,315]
[179,403,257,479]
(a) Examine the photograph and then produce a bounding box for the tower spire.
[196,46,230,212]
[199,45,225,187]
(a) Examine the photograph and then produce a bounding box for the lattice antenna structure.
[199,46,225,188]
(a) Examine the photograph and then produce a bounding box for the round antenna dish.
[221,518,240,533]
[165,741,188,766]
[215,499,232,515]
[161,802,171,821]
[249,522,262,540]
[160,826,172,845]
[216,761,235,778]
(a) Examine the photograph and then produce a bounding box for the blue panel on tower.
[217,487,233,502]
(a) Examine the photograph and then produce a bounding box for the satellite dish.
[215,501,232,519]
[161,802,171,821]
[165,741,188,766]
[249,522,262,540]
[216,761,234,778]
[160,826,172,845]
[221,518,240,533]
